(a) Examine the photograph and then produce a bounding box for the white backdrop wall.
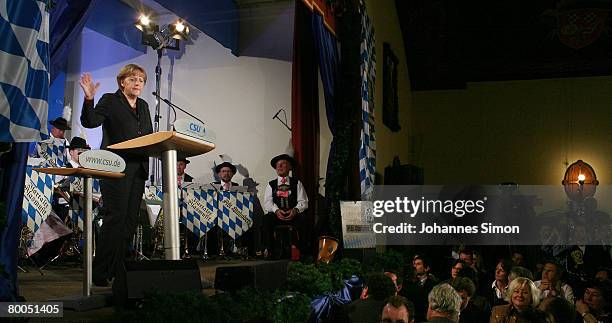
[65,26,295,200]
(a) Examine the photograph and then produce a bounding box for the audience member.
[535,261,574,303]
[337,272,397,323]
[490,277,541,323]
[401,255,439,323]
[451,277,490,323]
[575,280,611,323]
[381,295,415,323]
[489,259,513,307]
[425,283,461,323]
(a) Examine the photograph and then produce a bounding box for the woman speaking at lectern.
[79,64,153,292]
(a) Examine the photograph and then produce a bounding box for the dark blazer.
[81,90,153,174]
[184,173,193,182]
[401,275,439,322]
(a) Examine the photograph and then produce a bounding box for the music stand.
[107,131,215,260]
[37,167,123,310]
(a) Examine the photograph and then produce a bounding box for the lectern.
[108,131,215,260]
[36,167,123,309]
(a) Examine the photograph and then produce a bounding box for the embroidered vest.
[270,177,298,211]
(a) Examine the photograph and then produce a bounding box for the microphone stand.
[154,49,162,132]
[272,108,291,131]
[152,49,163,186]
[152,92,206,126]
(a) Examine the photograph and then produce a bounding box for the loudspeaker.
[123,260,202,299]
[214,260,289,293]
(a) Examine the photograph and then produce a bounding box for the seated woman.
[449,259,467,281]
[489,258,513,307]
[490,277,541,323]
[575,279,611,323]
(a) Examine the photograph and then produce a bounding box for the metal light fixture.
[169,20,190,40]
[134,14,152,32]
[562,160,599,201]
[134,13,192,186]
[135,14,191,50]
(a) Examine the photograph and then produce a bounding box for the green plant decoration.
[287,262,333,297]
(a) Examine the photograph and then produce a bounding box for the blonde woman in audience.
[490,277,541,323]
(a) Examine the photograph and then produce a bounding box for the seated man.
[176,157,200,257]
[425,283,462,323]
[49,117,70,140]
[30,117,70,161]
[534,261,574,303]
[177,157,193,187]
[451,277,490,323]
[401,255,439,322]
[53,136,91,220]
[207,162,239,256]
[262,154,308,257]
[213,161,238,189]
[66,136,90,168]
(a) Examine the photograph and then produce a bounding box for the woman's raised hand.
[79,73,100,100]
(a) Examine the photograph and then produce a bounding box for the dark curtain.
[50,0,97,82]
[0,143,29,301]
[311,13,339,188]
[319,4,363,239]
[291,0,319,255]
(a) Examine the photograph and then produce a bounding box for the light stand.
[135,14,190,186]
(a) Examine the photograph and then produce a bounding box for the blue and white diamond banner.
[0,0,50,142]
[143,185,164,202]
[182,189,218,237]
[359,0,376,199]
[21,166,54,232]
[143,185,182,203]
[69,177,101,195]
[34,138,66,167]
[218,191,254,239]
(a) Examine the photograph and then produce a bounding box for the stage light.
[135,15,152,32]
[169,20,190,40]
[175,21,185,32]
[135,15,190,51]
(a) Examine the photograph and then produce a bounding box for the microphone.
[272,108,291,131]
[152,92,177,125]
[273,108,283,120]
[151,92,205,126]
